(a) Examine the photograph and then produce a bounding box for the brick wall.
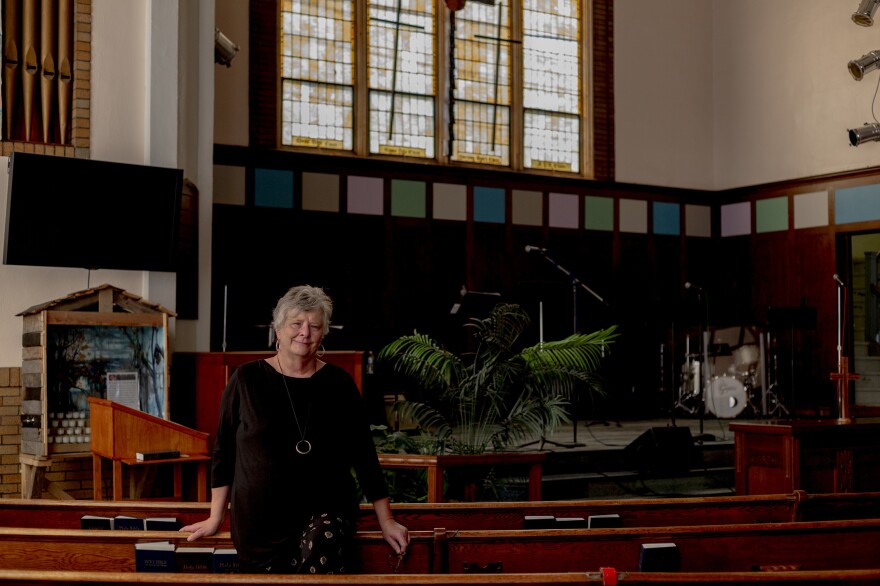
[0,368,22,497]
[1,366,96,499]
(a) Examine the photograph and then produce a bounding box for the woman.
[181,285,409,573]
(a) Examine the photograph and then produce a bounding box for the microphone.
[684,281,702,292]
[525,245,547,254]
[833,274,845,287]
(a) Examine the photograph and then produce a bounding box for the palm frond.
[378,333,462,392]
[378,304,620,454]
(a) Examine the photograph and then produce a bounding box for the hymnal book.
[555,516,588,528]
[588,513,622,528]
[80,515,113,530]
[639,542,680,572]
[136,449,181,461]
[175,546,214,573]
[145,516,181,531]
[212,548,240,574]
[135,541,176,573]
[113,515,146,531]
[523,515,556,529]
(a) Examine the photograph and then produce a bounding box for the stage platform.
[504,415,741,501]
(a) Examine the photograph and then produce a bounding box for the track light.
[848,123,880,146]
[215,28,239,67]
[849,51,880,80]
[853,0,880,26]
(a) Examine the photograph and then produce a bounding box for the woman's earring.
[317,345,326,358]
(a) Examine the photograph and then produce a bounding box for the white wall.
[614,0,716,190]
[214,0,248,146]
[615,0,880,190]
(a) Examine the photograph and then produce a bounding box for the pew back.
[2,568,880,585]
[436,520,880,574]
[5,491,880,533]
[2,519,880,575]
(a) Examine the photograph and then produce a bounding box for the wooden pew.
[2,568,880,586]
[2,519,880,575]
[4,491,880,532]
[0,498,220,531]
[435,520,880,574]
[0,527,435,574]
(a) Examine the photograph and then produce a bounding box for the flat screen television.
[3,152,184,272]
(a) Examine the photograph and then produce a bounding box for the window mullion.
[356,0,370,156]
[510,0,524,171]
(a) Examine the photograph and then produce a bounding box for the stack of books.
[134,543,239,574]
[80,515,181,531]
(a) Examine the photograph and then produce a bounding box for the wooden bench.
[2,568,880,585]
[2,519,880,574]
[4,491,880,533]
[434,519,880,574]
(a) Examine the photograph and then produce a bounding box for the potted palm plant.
[377,302,618,456]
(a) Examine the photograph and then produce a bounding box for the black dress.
[211,359,389,569]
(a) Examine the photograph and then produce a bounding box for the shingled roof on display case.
[17,284,176,317]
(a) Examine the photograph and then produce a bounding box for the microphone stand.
[534,249,609,447]
[694,287,715,443]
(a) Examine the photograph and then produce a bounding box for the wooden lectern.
[89,397,210,502]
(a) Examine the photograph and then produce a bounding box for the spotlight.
[848,50,880,80]
[853,0,880,26]
[848,123,880,146]
[215,28,239,67]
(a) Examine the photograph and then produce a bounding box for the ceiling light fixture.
[849,50,880,80]
[853,0,880,26]
[215,29,240,67]
[849,123,880,146]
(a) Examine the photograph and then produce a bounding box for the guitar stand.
[765,383,790,418]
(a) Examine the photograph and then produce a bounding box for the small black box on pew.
[639,542,680,571]
[213,548,240,574]
[145,516,181,531]
[135,541,176,573]
[80,515,113,530]
[113,515,145,531]
[588,513,622,528]
[555,516,588,528]
[524,515,556,529]
[175,546,214,573]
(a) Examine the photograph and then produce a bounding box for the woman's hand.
[372,497,410,554]
[179,517,222,542]
[379,517,410,555]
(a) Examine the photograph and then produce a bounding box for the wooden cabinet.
[172,351,365,447]
[18,285,174,460]
[730,418,880,495]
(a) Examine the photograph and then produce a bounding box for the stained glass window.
[277,0,586,174]
[522,0,580,173]
[450,1,511,166]
[280,0,355,151]
[368,0,436,158]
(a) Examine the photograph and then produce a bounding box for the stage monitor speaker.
[624,426,696,477]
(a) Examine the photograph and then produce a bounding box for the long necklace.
[277,357,313,455]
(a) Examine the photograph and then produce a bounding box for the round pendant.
[296,440,312,455]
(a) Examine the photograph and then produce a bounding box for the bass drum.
[706,375,747,418]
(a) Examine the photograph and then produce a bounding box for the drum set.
[676,342,768,419]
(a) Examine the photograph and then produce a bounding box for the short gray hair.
[272,285,333,336]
